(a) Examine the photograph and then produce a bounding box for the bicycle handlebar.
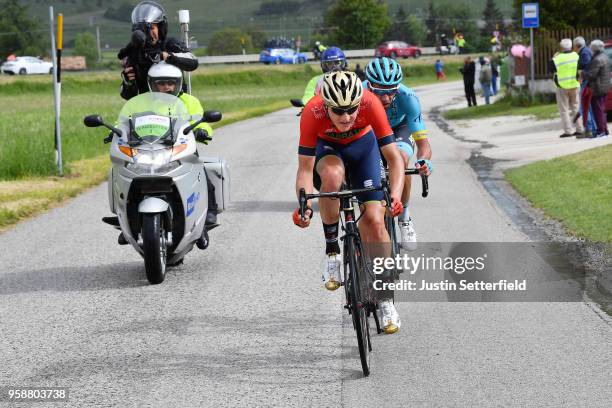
[299,184,388,220]
[405,168,429,198]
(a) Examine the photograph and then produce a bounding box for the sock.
[323,222,340,255]
[398,203,410,222]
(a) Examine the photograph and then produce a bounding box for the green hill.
[20,0,513,50]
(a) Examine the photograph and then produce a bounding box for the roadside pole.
[178,10,192,94]
[49,7,63,176]
[522,3,539,99]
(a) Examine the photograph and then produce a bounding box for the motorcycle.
[83,92,230,284]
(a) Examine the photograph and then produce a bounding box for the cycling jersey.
[362,81,427,140]
[298,90,394,156]
[301,74,324,105]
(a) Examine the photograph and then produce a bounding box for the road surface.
[1,81,610,407]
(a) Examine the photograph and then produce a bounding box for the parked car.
[375,41,422,59]
[604,42,612,119]
[259,48,307,65]
[1,56,53,75]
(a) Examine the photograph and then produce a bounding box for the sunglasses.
[369,85,399,96]
[330,105,359,115]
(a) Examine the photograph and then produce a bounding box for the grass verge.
[443,93,558,121]
[0,62,451,230]
[505,145,612,242]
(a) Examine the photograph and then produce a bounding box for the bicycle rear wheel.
[346,235,371,376]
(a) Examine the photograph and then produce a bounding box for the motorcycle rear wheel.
[142,213,167,284]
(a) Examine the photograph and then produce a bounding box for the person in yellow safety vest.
[550,38,584,138]
[147,61,219,225]
[456,34,466,54]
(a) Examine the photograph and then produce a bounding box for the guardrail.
[197,47,438,65]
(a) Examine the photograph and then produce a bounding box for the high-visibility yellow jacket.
[552,52,579,89]
[179,92,214,137]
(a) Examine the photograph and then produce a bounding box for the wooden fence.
[534,27,611,78]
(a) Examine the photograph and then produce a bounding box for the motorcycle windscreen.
[117,92,190,143]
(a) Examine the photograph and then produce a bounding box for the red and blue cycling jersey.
[298,90,394,156]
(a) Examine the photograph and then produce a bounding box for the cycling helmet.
[320,46,347,73]
[147,62,183,96]
[131,1,168,41]
[365,57,403,86]
[321,71,363,108]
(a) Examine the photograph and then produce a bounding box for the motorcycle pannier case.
[202,156,230,212]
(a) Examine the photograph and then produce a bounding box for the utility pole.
[178,10,192,94]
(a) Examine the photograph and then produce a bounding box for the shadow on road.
[0,262,149,295]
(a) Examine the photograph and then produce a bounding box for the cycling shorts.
[315,130,384,202]
[392,123,416,159]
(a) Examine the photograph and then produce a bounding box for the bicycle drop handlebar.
[405,168,429,198]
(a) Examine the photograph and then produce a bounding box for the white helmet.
[147,61,182,96]
[321,71,363,108]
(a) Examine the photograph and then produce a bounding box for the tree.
[325,0,390,49]
[73,32,98,65]
[512,0,611,30]
[245,27,267,50]
[0,0,46,58]
[405,15,427,46]
[207,28,254,56]
[386,5,408,41]
[425,0,438,45]
[481,0,504,37]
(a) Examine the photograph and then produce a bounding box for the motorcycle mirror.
[290,98,304,108]
[83,114,104,127]
[83,114,122,137]
[183,110,223,135]
[204,110,222,123]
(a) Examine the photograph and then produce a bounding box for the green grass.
[444,94,558,121]
[505,145,612,242]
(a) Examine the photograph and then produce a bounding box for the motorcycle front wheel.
[142,213,167,284]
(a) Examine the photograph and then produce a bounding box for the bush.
[207,28,254,56]
[73,32,98,66]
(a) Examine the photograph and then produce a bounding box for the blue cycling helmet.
[365,57,403,86]
[320,47,347,73]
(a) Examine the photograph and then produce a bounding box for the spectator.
[459,56,477,107]
[550,38,584,137]
[582,39,610,137]
[354,63,366,81]
[435,59,445,80]
[490,57,499,96]
[573,36,597,138]
[456,33,466,54]
[479,57,492,105]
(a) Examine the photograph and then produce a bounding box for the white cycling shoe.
[322,254,341,291]
[399,219,417,251]
[378,299,401,334]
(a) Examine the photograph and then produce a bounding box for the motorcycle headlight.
[125,149,180,175]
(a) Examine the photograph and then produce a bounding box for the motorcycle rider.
[301,46,347,105]
[363,57,432,249]
[147,62,219,227]
[119,1,198,100]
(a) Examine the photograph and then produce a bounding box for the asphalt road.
[1,81,610,407]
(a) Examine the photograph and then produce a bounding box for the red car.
[605,42,612,118]
[375,41,422,59]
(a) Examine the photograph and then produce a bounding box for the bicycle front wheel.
[346,236,371,377]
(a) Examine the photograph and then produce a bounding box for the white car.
[1,56,53,75]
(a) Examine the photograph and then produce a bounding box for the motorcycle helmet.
[147,62,183,96]
[131,1,168,42]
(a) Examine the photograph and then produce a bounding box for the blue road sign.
[522,3,539,29]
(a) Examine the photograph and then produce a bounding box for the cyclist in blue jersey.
[301,47,347,104]
[363,57,433,249]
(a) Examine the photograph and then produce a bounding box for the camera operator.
[118,1,198,100]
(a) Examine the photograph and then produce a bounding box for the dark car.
[375,41,422,59]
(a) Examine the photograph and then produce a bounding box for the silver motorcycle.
[84,92,229,284]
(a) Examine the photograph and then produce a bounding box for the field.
[0,57,460,229]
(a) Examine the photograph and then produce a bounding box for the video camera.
[117,23,162,64]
